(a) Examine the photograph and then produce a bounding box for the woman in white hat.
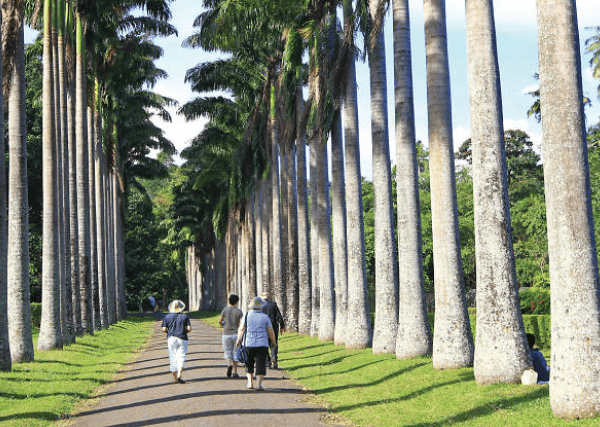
[236,296,276,390]
[161,300,192,384]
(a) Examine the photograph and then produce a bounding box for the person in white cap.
[162,300,192,384]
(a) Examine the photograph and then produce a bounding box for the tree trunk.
[537,0,600,419]
[369,0,398,354]
[7,0,34,362]
[295,88,312,336]
[0,7,11,371]
[309,142,320,337]
[270,104,284,310]
[39,0,63,351]
[331,115,348,345]
[343,0,372,350]
[393,0,432,359]
[66,55,81,335]
[465,0,530,384]
[424,0,472,367]
[317,138,335,341]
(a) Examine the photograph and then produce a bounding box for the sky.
[27,1,600,180]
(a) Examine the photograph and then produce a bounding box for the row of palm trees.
[0,0,176,371]
[181,0,599,420]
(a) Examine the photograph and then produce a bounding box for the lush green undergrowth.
[0,315,155,427]
[198,311,589,427]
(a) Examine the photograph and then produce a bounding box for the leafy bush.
[519,287,551,314]
[30,303,42,327]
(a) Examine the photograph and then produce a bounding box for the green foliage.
[523,315,552,350]
[30,303,42,327]
[0,317,154,426]
[125,183,187,311]
[519,288,551,315]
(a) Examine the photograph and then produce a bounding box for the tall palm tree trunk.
[317,138,335,341]
[536,0,600,419]
[56,0,74,345]
[270,99,284,310]
[0,9,11,371]
[343,0,372,350]
[309,141,320,337]
[465,0,530,384]
[67,65,81,335]
[39,0,63,351]
[331,115,348,345]
[369,0,398,354]
[424,0,472,367]
[87,102,100,330]
[295,88,311,336]
[75,12,93,334]
[285,144,299,332]
[393,0,432,359]
[6,0,34,363]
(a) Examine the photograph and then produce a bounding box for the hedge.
[429,311,551,350]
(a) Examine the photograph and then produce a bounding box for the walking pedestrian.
[162,300,192,384]
[261,291,285,369]
[237,296,275,390]
[218,294,244,378]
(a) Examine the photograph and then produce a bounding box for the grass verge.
[197,310,593,427]
[0,315,155,427]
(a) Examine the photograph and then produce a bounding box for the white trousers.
[167,336,188,373]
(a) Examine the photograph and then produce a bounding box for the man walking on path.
[218,294,243,378]
[261,291,285,369]
[67,317,344,427]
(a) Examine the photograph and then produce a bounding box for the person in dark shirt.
[162,300,192,384]
[261,291,285,369]
[527,333,550,384]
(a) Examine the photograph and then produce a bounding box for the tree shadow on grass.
[305,360,431,394]
[0,411,60,424]
[401,386,549,427]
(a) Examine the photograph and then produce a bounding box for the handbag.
[236,313,248,364]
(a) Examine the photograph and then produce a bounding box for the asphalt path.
[66,317,345,427]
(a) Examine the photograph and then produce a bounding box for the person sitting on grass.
[526,333,550,384]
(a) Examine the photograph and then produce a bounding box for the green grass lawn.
[1,311,596,427]
[195,311,594,427]
[0,315,155,427]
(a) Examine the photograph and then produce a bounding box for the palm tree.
[331,113,348,345]
[38,0,63,351]
[0,8,11,372]
[75,10,93,334]
[369,0,398,354]
[423,0,472,367]
[5,0,35,363]
[537,0,600,419]
[393,0,432,359]
[465,0,530,384]
[295,87,311,336]
[343,0,372,350]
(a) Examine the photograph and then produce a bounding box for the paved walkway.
[68,317,345,427]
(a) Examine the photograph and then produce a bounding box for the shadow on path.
[67,318,345,427]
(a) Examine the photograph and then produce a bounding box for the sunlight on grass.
[197,311,593,427]
[0,315,155,427]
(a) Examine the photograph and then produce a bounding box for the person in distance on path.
[162,300,192,384]
[218,294,244,378]
[261,291,285,369]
